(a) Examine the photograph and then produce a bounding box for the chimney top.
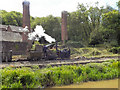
[22,0,30,5]
[62,11,67,14]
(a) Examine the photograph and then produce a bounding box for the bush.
[2,67,37,88]
[109,47,120,54]
[1,59,119,88]
[66,41,84,48]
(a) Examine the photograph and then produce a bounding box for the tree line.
[0,1,120,47]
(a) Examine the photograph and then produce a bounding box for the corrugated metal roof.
[0,24,7,30]
[8,25,24,32]
[0,30,22,42]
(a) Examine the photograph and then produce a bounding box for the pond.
[52,79,119,88]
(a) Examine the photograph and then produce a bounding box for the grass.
[70,47,119,59]
[1,59,119,88]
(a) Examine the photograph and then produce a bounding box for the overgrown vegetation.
[70,46,119,59]
[1,59,119,88]
[109,47,120,54]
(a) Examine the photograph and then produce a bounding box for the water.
[52,79,119,88]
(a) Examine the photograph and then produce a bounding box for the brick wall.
[1,41,28,55]
[61,11,68,43]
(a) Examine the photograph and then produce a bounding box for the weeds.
[1,60,119,88]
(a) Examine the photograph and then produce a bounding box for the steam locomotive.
[2,42,70,62]
[27,42,70,60]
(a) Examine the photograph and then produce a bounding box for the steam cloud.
[28,25,56,43]
[19,26,29,32]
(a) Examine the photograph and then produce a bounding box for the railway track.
[1,56,119,68]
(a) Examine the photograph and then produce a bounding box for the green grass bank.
[1,59,119,88]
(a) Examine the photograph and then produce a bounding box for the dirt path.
[1,56,119,68]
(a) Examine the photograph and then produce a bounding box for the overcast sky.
[0,0,118,17]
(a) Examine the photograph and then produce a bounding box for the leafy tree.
[40,15,61,41]
[117,0,120,9]
[67,3,91,45]
[31,15,61,41]
[102,10,120,45]
[88,3,117,46]
[31,17,40,29]
[0,10,34,27]
[0,10,8,25]
[2,11,23,26]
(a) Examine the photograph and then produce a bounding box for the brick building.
[0,0,31,62]
[0,24,28,62]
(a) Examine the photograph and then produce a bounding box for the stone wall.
[1,41,28,55]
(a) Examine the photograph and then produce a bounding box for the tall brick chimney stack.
[22,0,32,51]
[22,0,31,32]
[61,11,68,45]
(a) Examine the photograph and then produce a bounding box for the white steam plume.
[28,25,56,43]
[19,26,29,32]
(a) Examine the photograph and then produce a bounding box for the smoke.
[19,26,29,32]
[22,26,29,32]
[28,25,56,43]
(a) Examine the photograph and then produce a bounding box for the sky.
[0,0,118,17]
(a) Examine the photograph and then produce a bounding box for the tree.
[0,10,22,26]
[31,15,61,41]
[67,3,92,45]
[40,15,61,41]
[102,10,120,45]
[117,0,120,9]
[0,10,8,25]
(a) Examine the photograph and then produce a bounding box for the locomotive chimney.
[22,0,31,32]
[61,11,68,45]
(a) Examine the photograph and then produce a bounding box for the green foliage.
[1,67,38,88]
[66,41,84,48]
[90,49,101,56]
[89,25,117,46]
[31,15,61,41]
[102,10,120,45]
[109,47,120,54]
[0,10,23,26]
[117,0,120,8]
[1,60,119,88]
[102,10,120,30]
[67,4,91,44]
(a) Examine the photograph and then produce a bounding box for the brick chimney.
[22,0,31,32]
[61,11,68,45]
[22,0,32,51]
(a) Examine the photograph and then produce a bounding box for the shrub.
[109,47,120,54]
[66,41,84,48]
[1,59,119,88]
[2,67,37,88]
[10,81,22,88]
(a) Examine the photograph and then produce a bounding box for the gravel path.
[1,56,119,68]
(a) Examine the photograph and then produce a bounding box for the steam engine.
[27,42,70,61]
[2,42,70,62]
